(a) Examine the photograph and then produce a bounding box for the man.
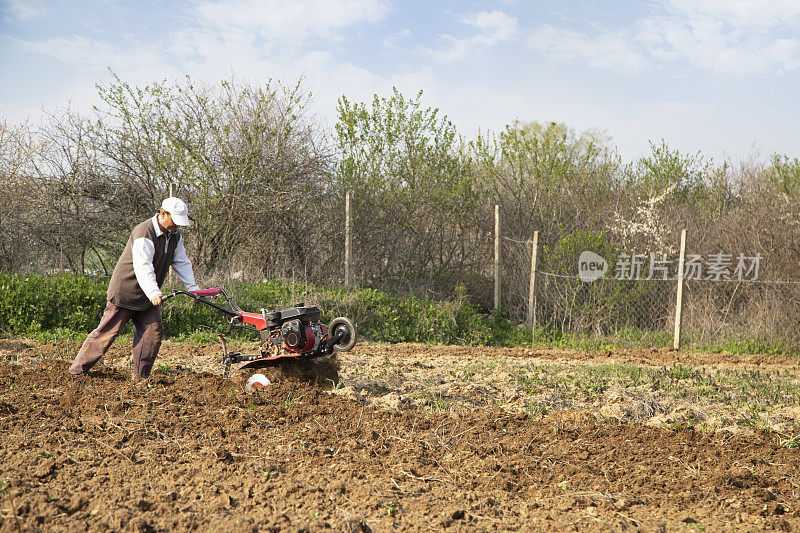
[68,197,200,380]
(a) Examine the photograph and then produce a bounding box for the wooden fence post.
[673,229,687,350]
[345,191,353,287]
[494,204,501,309]
[528,231,539,340]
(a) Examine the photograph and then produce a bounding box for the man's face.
[158,210,179,233]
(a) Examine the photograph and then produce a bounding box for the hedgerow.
[0,273,531,347]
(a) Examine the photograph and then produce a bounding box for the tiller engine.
[163,287,357,376]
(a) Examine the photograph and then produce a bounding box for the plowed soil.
[2,338,800,531]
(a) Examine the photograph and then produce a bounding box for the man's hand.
[151,294,163,306]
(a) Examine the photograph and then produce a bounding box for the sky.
[2,0,800,164]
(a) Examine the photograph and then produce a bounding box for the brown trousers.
[68,301,164,380]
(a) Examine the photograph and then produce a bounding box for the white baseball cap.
[161,197,191,226]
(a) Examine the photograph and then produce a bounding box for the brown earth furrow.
[0,342,799,531]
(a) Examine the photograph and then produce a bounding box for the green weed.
[526,400,551,418]
[421,392,449,412]
[736,402,770,432]
[781,434,800,448]
[283,392,304,409]
[383,501,398,516]
[327,379,345,391]
[156,362,175,375]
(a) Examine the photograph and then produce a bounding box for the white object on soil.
[246,373,270,391]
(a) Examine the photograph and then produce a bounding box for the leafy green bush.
[0,273,532,347]
[0,272,107,335]
[233,282,531,346]
[540,229,651,334]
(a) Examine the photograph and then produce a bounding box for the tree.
[87,74,333,280]
[0,120,38,271]
[334,88,485,293]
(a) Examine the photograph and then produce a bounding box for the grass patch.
[506,360,800,418]
[690,336,800,356]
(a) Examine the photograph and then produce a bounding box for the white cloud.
[382,28,412,51]
[14,35,168,75]
[191,0,390,42]
[2,0,46,21]
[633,100,715,123]
[6,3,434,134]
[4,0,399,124]
[429,83,529,137]
[289,49,439,128]
[464,10,517,44]
[639,10,800,74]
[425,10,517,62]
[528,24,650,74]
[525,0,800,76]
[664,0,800,29]
[168,27,266,73]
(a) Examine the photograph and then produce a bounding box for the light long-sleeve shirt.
[108,216,200,310]
[132,216,200,300]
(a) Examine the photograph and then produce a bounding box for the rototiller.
[163,287,357,376]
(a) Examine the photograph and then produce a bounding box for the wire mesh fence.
[331,194,800,351]
[503,236,677,347]
[500,228,800,351]
[680,280,800,350]
[535,274,676,346]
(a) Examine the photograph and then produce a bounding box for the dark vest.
[107,218,181,311]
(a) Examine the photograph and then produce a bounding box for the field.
[2,338,800,531]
